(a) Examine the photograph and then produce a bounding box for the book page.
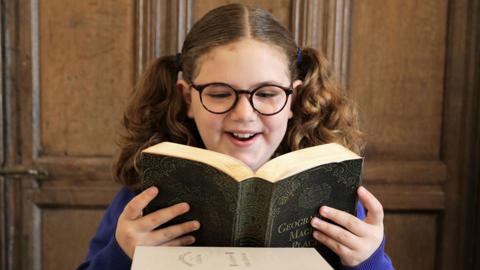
[132,246,333,270]
[143,142,254,181]
[142,142,360,182]
[256,143,361,181]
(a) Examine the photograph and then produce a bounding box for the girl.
[77,4,393,270]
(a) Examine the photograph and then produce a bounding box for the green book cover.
[141,142,363,264]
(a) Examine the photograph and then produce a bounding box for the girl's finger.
[138,202,191,231]
[149,220,200,245]
[313,230,352,258]
[161,235,196,247]
[317,206,367,237]
[357,186,384,226]
[122,187,158,220]
[311,217,360,250]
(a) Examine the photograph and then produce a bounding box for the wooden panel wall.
[0,0,5,267]
[2,0,135,270]
[39,0,135,157]
[1,0,478,270]
[350,1,446,159]
[349,1,447,268]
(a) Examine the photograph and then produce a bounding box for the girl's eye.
[255,92,276,98]
[255,88,282,98]
[207,92,232,99]
[204,86,233,99]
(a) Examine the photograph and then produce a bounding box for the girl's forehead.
[193,39,291,84]
[201,39,287,61]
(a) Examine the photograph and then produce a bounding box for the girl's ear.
[289,79,303,119]
[177,79,194,118]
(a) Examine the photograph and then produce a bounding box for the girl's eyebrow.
[252,80,290,87]
[211,80,290,88]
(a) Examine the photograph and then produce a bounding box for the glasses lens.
[201,84,236,113]
[252,86,288,114]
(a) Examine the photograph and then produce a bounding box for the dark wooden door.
[1,1,135,269]
[1,1,478,270]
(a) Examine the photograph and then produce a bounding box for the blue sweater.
[77,187,394,270]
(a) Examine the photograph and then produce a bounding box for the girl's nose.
[229,95,256,121]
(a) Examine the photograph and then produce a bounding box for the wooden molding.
[30,188,119,207]
[358,160,446,210]
[0,0,4,166]
[22,188,118,270]
[176,0,193,52]
[364,160,447,185]
[136,0,164,78]
[1,6,5,270]
[34,156,113,183]
[30,0,41,160]
[136,0,152,77]
[441,0,480,268]
[135,0,192,77]
[292,0,351,89]
[292,0,319,48]
[2,1,27,269]
[461,0,480,267]
[368,184,445,210]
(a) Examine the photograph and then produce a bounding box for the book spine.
[233,178,273,247]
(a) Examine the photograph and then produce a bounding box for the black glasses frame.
[190,82,294,116]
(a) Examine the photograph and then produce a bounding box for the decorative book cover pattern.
[141,153,362,251]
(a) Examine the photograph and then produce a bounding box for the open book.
[141,142,363,263]
[132,246,333,270]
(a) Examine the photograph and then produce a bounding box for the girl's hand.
[310,186,384,267]
[115,186,200,258]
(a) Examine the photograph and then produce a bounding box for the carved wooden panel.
[441,0,480,268]
[384,213,438,269]
[0,2,5,269]
[22,189,118,270]
[292,0,351,88]
[2,1,476,270]
[193,0,292,27]
[348,0,447,159]
[0,178,5,270]
[136,0,350,86]
[42,208,104,270]
[10,1,136,270]
[347,1,449,268]
[38,0,135,157]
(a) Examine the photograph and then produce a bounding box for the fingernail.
[311,217,321,228]
[320,206,329,216]
[188,236,196,245]
[181,202,190,213]
[192,221,201,230]
[148,186,158,195]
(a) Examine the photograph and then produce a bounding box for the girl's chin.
[233,155,267,171]
[212,144,271,170]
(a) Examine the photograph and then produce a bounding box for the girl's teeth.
[233,133,254,139]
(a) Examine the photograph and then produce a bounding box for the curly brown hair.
[113,3,364,189]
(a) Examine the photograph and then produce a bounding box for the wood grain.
[42,208,105,270]
[2,1,477,270]
[384,212,438,269]
[22,188,118,270]
[348,0,448,160]
[193,0,292,29]
[39,0,135,157]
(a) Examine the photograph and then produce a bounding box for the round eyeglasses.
[190,82,294,116]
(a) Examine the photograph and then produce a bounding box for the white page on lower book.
[131,246,333,270]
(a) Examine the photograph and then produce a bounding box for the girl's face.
[179,38,301,171]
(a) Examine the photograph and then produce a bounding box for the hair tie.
[175,53,182,72]
[296,48,302,66]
